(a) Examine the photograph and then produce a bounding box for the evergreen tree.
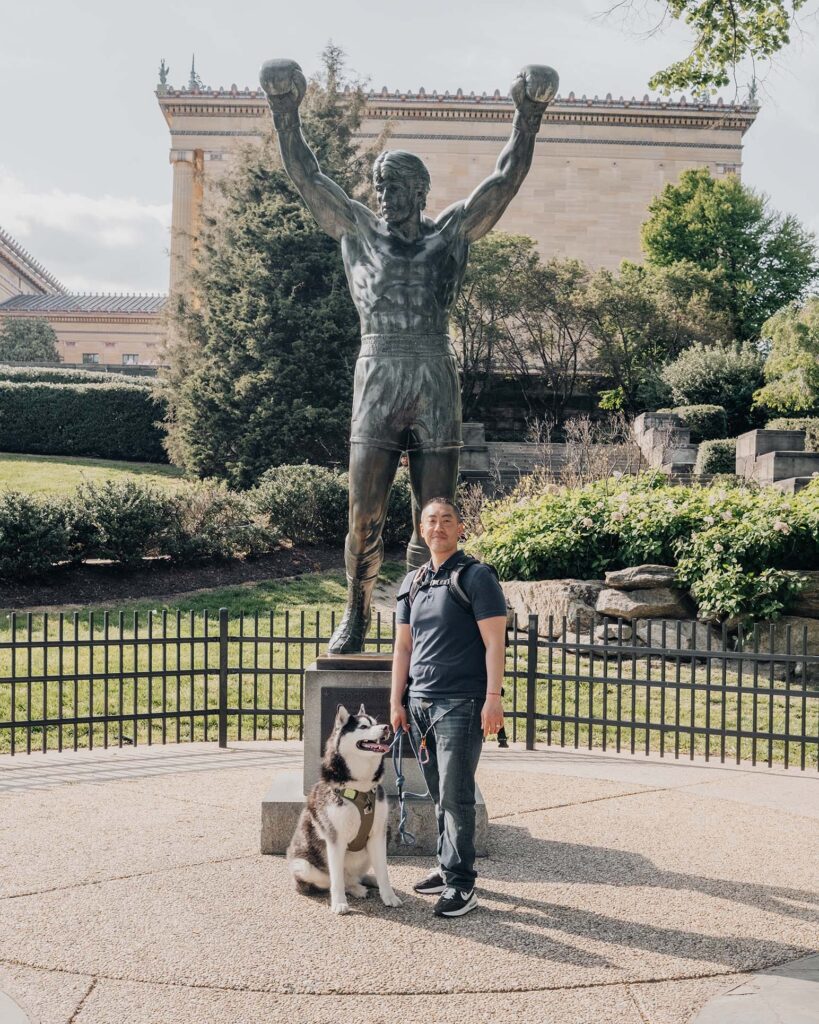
[642,169,818,341]
[162,44,377,487]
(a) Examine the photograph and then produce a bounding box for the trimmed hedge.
[695,438,737,476]
[657,404,727,443]
[0,381,168,462]
[766,417,819,453]
[0,364,154,386]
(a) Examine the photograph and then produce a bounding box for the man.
[260,57,558,654]
[390,497,507,917]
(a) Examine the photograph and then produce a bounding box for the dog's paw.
[347,883,368,899]
[331,901,350,915]
[380,891,403,908]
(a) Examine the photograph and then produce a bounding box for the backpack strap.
[397,562,430,608]
[447,555,482,612]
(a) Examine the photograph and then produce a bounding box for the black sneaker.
[433,886,478,917]
[413,870,446,895]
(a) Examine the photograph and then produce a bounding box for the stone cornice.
[0,310,161,325]
[157,88,758,135]
[0,227,66,294]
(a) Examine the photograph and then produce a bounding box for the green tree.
[0,318,60,362]
[608,0,810,94]
[753,297,819,414]
[583,260,729,412]
[162,44,377,487]
[498,257,594,423]
[642,169,818,341]
[451,232,537,420]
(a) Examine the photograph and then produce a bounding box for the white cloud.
[0,168,171,292]
[0,169,170,245]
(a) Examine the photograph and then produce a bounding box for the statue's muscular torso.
[341,207,469,336]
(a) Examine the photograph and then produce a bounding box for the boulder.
[596,587,692,620]
[732,617,819,683]
[634,618,723,657]
[501,579,605,637]
[605,564,677,590]
[791,571,819,618]
[594,621,633,641]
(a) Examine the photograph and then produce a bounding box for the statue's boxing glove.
[510,64,559,133]
[259,59,307,130]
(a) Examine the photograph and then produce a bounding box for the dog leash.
[388,700,469,847]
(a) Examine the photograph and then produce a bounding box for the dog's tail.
[289,857,330,891]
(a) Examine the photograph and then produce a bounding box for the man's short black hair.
[420,497,463,521]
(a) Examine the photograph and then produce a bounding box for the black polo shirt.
[396,551,508,699]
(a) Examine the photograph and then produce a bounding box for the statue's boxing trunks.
[349,333,463,453]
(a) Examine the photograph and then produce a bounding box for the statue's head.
[372,150,431,225]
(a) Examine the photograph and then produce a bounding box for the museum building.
[0,226,166,367]
[1,67,759,366]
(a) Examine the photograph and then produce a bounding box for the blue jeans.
[408,695,484,890]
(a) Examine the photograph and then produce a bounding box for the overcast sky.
[1,0,817,293]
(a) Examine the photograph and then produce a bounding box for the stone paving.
[0,741,817,1024]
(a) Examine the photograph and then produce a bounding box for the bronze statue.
[260,58,558,653]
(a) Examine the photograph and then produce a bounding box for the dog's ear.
[334,704,350,728]
[358,703,367,717]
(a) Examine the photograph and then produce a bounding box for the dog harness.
[341,787,376,852]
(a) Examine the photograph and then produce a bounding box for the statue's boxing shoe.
[327,577,375,654]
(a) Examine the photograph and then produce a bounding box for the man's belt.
[358,333,455,357]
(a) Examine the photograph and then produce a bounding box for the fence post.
[525,614,538,751]
[218,608,228,748]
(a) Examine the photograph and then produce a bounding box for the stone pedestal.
[260,656,488,856]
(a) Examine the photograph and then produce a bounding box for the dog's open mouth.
[356,740,390,753]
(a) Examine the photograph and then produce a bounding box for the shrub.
[657,404,727,443]
[661,342,765,434]
[0,491,70,579]
[470,474,819,620]
[766,417,819,453]
[0,381,167,461]
[253,463,416,548]
[253,464,349,545]
[67,479,178,567]
[695,438,737,476]
[169,481,274,562]
[0,364,155,386]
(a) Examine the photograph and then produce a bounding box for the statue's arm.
[276,125,358,240]
[438,65,558,243]
[260,58,364,241]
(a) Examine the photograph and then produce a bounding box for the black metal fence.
[1,609,816,769]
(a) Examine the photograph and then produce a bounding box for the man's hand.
[391,704,409,734]
[510,65,559,133]
[259,59,307,127]
[481,694,505,739]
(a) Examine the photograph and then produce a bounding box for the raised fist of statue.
[259,59,307,128]
[511,65,559,132]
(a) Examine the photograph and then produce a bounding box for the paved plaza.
[0,740,816,1023]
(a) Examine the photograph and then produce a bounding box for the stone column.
[169,150,195,295]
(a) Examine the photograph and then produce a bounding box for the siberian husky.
[287,703,403,915]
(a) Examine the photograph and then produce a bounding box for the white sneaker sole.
[436,894,478,917]
[415,885,447,895]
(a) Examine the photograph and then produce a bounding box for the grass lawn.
[0,453,187,495]
[1,561,815,768]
